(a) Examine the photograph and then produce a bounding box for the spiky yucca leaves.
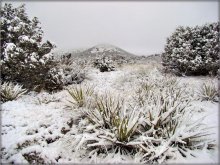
[138,87,190,139]
[69,76,216,163]
[115,108,141,142]
[66,85,94,108]
[1,82,27,102]
[78,94,123,128]
[72,110,143,156]
[197,81,218,102]
[139,111,215,163]
[72,94,143,155]
[138,78,189,137]
[133,76,215,163]
[95,94,124,129]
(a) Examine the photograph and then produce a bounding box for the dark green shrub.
[1,4,57,91]
[162,23,219,76]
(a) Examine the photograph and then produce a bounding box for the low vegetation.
[1,82,27,102]
[69,76,215,163]
[197,81,218,102]
[66,84,95,108]
[93,56,116,72]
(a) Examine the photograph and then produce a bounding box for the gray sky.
[8,1,219,55]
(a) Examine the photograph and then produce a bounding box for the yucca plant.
[94,94,124,129]
[70,76,216,163]
[153,76,179,89]
[140,81,155,93]
[73,108,143,155]
[141,91,190,138]
[66,85,94,108]
[1,82,27,102]
[115,109,141,142]
[140,111,215,163]
[73,94,142,153]
[80,94,124,129]
[197,81,218,102]
[133,77,216,163]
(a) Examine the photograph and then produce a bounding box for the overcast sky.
[8,1,219,55]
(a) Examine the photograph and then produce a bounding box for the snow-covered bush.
[60,53,73,65]
[44,57,87,91]
[1,82,27,102]
[93,56,116,72]
[162,22,219,76]
[197,81,218,102]
[1,4,57,90]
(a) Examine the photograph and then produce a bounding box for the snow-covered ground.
[1,62,219,164]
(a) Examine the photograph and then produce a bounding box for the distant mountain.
[55,44,161,64]
[71,44,137,60]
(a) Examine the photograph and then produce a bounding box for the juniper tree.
[162,23,219,76]
[1,3,57,90]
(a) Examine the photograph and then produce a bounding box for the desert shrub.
[197,81,218,102]
[114,108,140,143]
[0,4,68,91]
[1,82,27,102]
[60,53,73,65]
[162,22,219,76]
[45,61,86,91]
[93,56,116,72]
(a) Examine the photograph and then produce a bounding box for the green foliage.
[162,22,219,76]
[95,94,123,129]
[1,82,27,102]
[198,81,218,102]
[66,85,94,107]
[1,3,57,91]
[115,109,140,142]
[93,56,116,72]
[77,94,141,144]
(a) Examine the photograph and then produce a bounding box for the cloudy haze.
[8,1,219,55]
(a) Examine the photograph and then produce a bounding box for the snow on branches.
[162,23,219,76]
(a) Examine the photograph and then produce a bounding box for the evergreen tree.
[1,3,57,90]
[162,23,219,76]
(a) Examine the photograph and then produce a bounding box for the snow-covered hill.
[72,44,137,60]
[53,44,159,65]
